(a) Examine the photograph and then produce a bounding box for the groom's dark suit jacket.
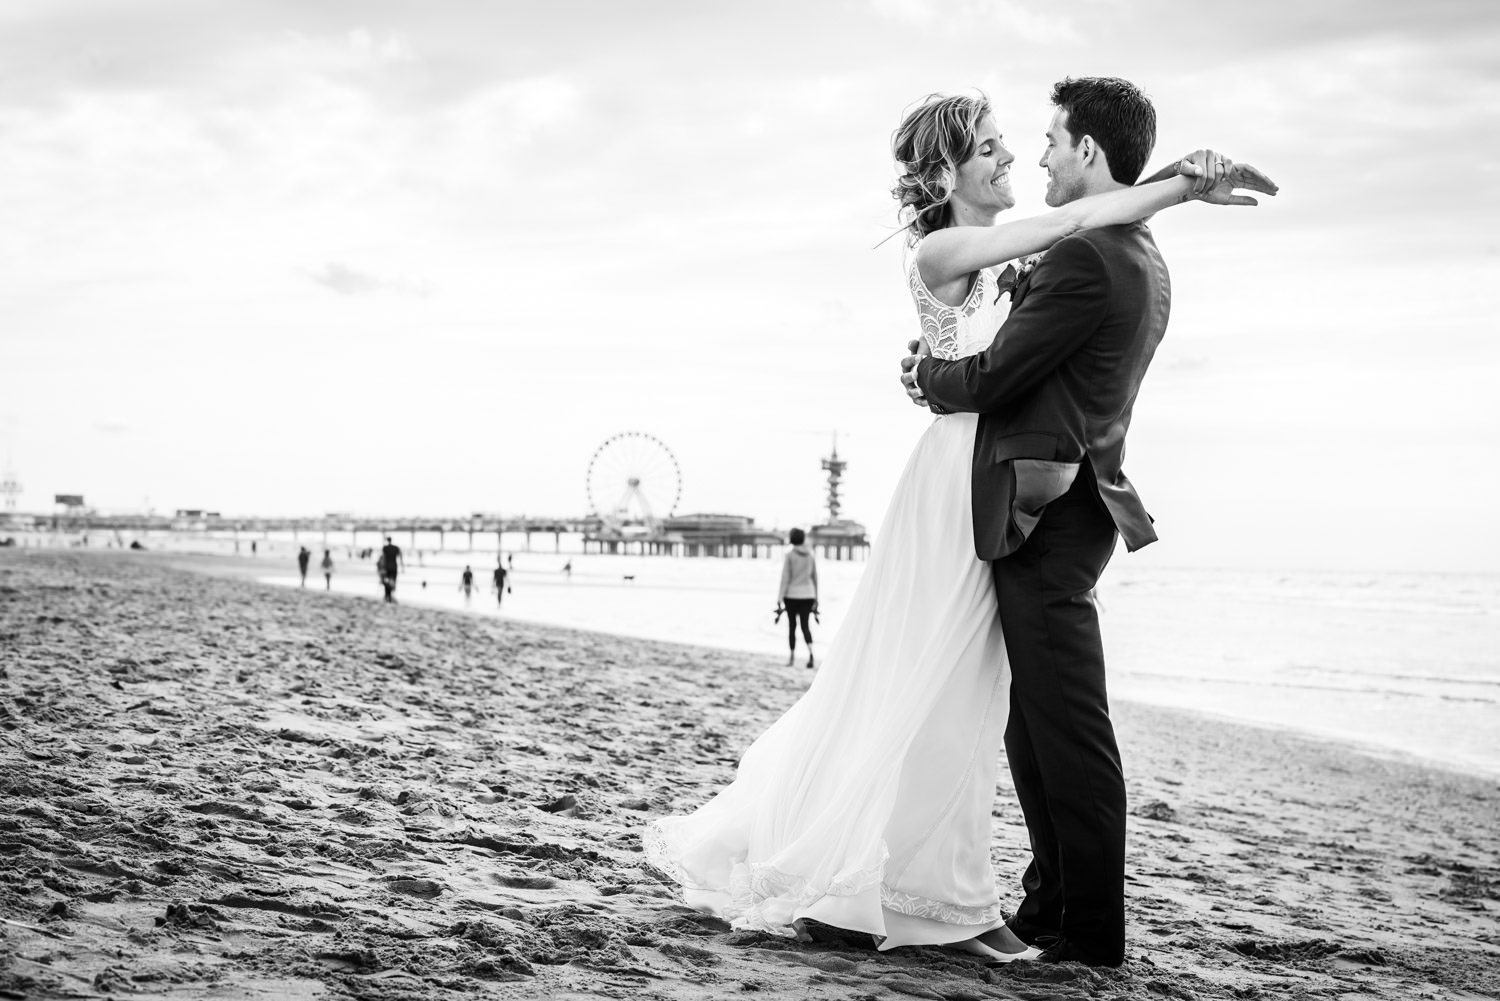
[917,221,1170,560]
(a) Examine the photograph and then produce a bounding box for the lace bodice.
[905,239,1012,361]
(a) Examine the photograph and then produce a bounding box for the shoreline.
[3,548,1498,1000]
[171,547,1500,785]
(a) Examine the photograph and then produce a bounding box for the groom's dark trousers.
[992,460,1125,966]
[916,221,1172,967]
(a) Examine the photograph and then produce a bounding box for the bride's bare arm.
[917,172,1195,288]
[917,150,1275,288]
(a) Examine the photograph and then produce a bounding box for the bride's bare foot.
[976,925,1032,955]
[949,936,1027,963]
[945,925,1039,964]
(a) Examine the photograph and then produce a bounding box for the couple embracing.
[646,76,1276,968]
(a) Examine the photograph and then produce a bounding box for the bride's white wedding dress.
[645,243,1013,949]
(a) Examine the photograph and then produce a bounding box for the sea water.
[1097,567,1500,778]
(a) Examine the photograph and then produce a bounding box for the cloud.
[306,262,429,297]
[454,73,581,139]
[346,27,416,64]
[865,0,1080,43]
[1147,22,1500,264]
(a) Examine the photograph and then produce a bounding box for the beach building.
[809,519,870,561]
[583,512,784,558]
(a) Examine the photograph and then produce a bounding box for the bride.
[646,92,1239,962]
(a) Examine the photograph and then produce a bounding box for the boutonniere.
[993,254,1044,305]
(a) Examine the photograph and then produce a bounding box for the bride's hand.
[1176,149,1225,196]
[900,339,930,407]
[1197,160,1279,206]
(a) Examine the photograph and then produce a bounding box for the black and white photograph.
[2,1,1497,998]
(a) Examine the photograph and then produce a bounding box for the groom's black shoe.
[1036,938,1122,969]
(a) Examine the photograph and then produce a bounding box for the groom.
[899,77,1272,967]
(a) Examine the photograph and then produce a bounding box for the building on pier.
[583,512,784,558]
[809,519,870,562]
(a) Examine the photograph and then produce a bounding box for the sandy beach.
[2,549,1497,1000]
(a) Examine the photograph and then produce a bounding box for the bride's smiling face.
[952,116,1015,217]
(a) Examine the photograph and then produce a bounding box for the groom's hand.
[900,339,931,408]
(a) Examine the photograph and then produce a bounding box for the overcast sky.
[3,0,1497,573]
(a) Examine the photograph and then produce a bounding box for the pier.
[3,509,870,561]
[9,512,592,554]
[5,432,873,561]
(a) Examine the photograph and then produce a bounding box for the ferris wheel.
[586,432,682,525]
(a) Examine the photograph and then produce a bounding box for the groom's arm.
[916,236,1110,414]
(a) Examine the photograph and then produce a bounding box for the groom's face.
[1040,109,1087,207]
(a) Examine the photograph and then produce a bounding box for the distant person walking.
[250,540,257,557]
[562,560,572,579]
[492,558,511,608]
[379,536,404,604]
[320,549,334,590]
[777,528,819,668]
[297,546,311,587]
[460,565,475,604]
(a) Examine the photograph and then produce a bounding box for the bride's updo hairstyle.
[891,92,992,241]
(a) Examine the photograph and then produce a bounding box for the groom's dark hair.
[1050,77,1156,185]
